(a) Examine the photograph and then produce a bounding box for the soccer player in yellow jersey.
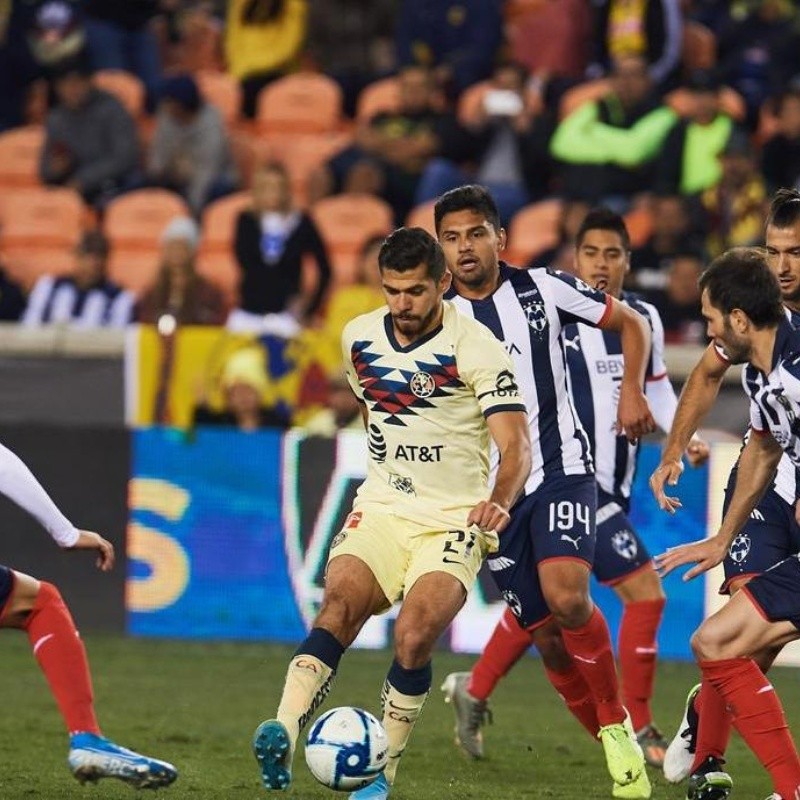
[252,227,532,798]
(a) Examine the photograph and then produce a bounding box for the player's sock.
[468,607,533,701]
[689,680,732,773]
[380,660,431,784]
[701,657,800,799]
[544,663,600,737]
[618,597,665,731]
[276,627,343,748]
[22,582,100,735]
[560,606,625,726]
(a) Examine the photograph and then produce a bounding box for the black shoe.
[686,756,733,800]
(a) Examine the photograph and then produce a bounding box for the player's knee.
[545,589,591,628]
[691,623,727,661]
[393,621,436,667]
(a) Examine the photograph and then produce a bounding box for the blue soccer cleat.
[349,772,390,799]
[68,732,178,789]
[253,719,293,790]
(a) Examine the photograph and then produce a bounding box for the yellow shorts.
[327,509,494,611]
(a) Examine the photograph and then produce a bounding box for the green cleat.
[253,719,293,791]
[440,672,492,759]
[613,768,652,799]
[598,714,645,787]
[686,756,732,800]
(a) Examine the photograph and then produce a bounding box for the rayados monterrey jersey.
[564,292,666,505]
[342,300,525,530]
[448,262,612,496]
[743,318,800,477]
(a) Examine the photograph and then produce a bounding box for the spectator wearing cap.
[762,85,800,193]
[137,217,228,326]
[192,346,289,430]
[23,230,134,327]
[655,70,736,196]
[701,128,767,257]
[39,54,140,207]
[147,73,238,216]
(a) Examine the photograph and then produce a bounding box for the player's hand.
[467,501,511,534]
[654,535,728,581]
[795,498,800,527]
[69,530,115,572]
[649,458,684,513]
[616,383,656,443]
[685,437,710,468]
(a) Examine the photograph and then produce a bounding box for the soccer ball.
[305,706,388,791]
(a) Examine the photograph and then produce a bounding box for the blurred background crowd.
[0,0,798,431]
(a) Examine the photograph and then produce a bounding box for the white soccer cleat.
[663,683,700,783]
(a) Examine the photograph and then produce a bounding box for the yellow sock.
[276,654,335,749]
[380,679,429,784]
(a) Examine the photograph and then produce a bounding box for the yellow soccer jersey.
[342,300,525,530]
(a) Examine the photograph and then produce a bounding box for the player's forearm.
[661,353,726,462]
[0,444,79,547]
[714,434,781,549]
[489,440,531,512]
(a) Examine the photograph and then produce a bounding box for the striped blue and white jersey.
[743,318,800,476]
[448,262,612,496]
[564,293,668,506]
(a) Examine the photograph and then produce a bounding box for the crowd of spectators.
[1,0,800,431]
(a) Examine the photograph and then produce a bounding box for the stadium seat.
[0,187,86,286]
[255,73,343,135]
[201,191,251,253]
[196,249,239,305]
[229,129,259,188]
[104,189,190,252]
[558,79,612,120]
[505,199,564,265]
[93,70,146,120]
[682,21,717,72]
[311,193,394,285]
[196,70,242,128]
[106,249,160,295]
[356,77,401,124]
[257,131,353,206]
[405,200,437,237]
[0,126,44,188]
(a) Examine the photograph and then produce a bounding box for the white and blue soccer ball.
[305,706,388,791]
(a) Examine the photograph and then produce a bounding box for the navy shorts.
[720,468,800,593]
[592,490,652,585]
[0,564,13,611]
[743,555,800,630]
[486,474,597,629]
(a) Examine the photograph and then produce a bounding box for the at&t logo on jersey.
[409,371,435,398]
[394,444,444,462]
[367,424,386,462]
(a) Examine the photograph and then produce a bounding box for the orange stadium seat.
[356,77,401,124]
[196,70,242,128]
[405,200,437,237]
[505,199,564,265]
[196,249,239,305]
[559,79,612,120]
[104,189,190,252]
[0,187,85,285]
[106,249,160,295]
[311,193,393,284]
[0,126,44,188]
[201,191,251,255]
[256,73,343,135]
[93,70,146,120]
[682,21,717,72]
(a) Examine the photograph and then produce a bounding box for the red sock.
[23,583,100,735]
[690,680,732,773]
[701,658,800,799]
[468,607,533,701]
[560,606,625,727]
[618,597,665,731]
[544,663,600,737]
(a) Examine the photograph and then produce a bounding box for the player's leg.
[255,512,397,791]
[691,561,800,800]
[0,567,177,789]
[594,498,667,765]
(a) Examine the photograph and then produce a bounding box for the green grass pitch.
[2,634,798,799]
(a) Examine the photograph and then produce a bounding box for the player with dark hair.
[651,188,800,800]
[0,444,178,789]
[657,247,800,800]
[251,226,531,799]
[435,186,656,798]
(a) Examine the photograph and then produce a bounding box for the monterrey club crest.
[409,370,435,398]
[729,533,751,564]
[522,300,547,336]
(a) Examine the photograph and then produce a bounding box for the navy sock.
[386,659,432,695]
[294,627,345,671]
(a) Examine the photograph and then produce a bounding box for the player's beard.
[717,319,750,364]
[781,282,800,306]
[394,305,439,339]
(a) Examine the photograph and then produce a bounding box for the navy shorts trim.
[592,490,652,585]
[486,474,597,628]
[0,564,14,613]
[720,470,800,594]
[741,555,800,630]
